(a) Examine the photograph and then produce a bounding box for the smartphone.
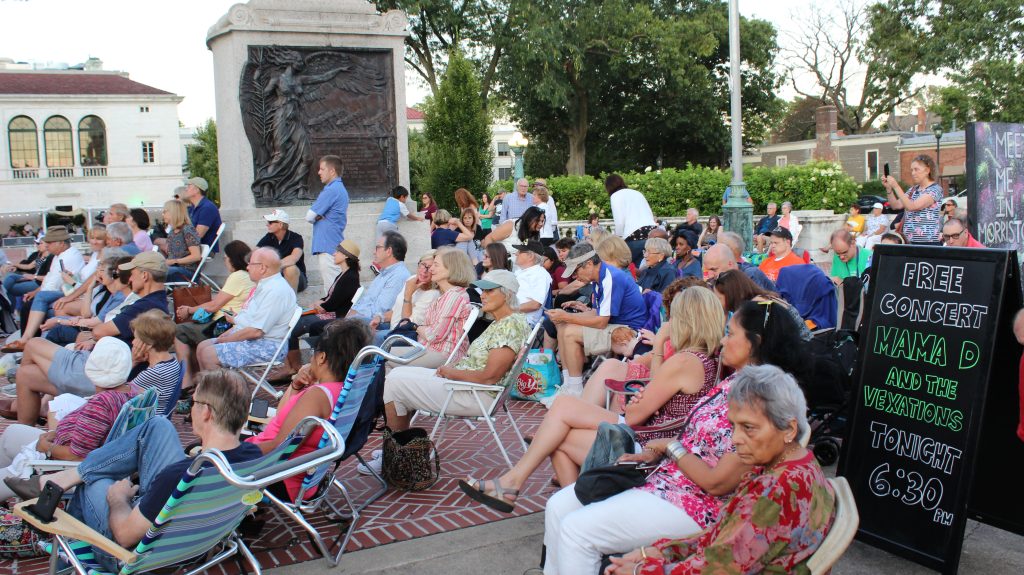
[883,163,890,178]
[249,398,270,419]
[59,259,65,273]
[616,460,642,467]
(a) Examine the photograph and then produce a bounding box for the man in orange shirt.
[758,228,805,282]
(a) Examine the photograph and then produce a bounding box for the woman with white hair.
[606,365,835,574]
[778,201,802,245]
[636,237,675,294]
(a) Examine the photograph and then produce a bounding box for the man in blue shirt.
[306,155,349,296]
[545,244,646,392]
[183,177,223,253]
[496,178,533,224]
[348,231,410,331]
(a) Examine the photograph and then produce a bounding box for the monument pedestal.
[207,0,415,288]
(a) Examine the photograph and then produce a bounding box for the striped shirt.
[53,390,134,459]
[902,183,943,243]
[422,287,472,359]
[130,359,183,415]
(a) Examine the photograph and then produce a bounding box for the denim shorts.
[48,346,95,396]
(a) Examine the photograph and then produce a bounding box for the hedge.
[485,161,861,220]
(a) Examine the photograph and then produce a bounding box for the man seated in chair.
[186,248,296,388]
[4,370,259,573]
[11,251,169,425]
[363,270,530,475]
[543,243,647,396]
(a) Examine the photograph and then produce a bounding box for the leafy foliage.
[407,128,428,195]
[489,162,858,221]
[185,119,220,205]
[422,51,493,211]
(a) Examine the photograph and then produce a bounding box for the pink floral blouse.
[636,375,735,529]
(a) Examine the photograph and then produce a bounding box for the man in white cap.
[857,202,889,249]
[257,209,307,292]
[359,269,530,475]
[183,176,223,253]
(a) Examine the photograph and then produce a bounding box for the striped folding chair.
[263,335,425,566]
[16,416,345,575]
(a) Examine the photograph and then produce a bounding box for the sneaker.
[356,450,383,476]
[540,382,583,409]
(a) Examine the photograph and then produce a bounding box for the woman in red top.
[247,318,370,502]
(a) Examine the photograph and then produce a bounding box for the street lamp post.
[933,123,944,192]
[721,0,753,252]
[509,131,529,180]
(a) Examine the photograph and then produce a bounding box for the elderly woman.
[127,310,183,415]
[778,201,802,245]
[637,237,675,294]
[533,185,560,246]
[359,270,531,476]
[884,154,943,245]
[160,199,203,282]
[671,230,702,279]
[375,250,440,345]
[606,173,656,266]
[539,299,811,575]
[596,235,635,276]
[398,249,475,369]
[50,227,109,319]
[606,365,835,575]
[0,337,134,500]
[41,254,133,346]
[459,286,724,511]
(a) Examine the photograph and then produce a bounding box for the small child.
[376,186,424,238]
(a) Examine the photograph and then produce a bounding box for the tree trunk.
[565,89,589,175]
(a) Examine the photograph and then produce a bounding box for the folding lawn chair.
[422,322,542,468]
[241,307,303,400]
[163,244,212,290]
[262,335,426,566]
[16,416,345,575]
[808,477,859,574]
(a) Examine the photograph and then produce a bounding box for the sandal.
[458,477,518,513]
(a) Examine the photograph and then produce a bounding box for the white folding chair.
[808,476,860,574]
[423,322,541,468]
[443,304,480,364]
[165,244,211,289]
[198,223,227,287]
[241,306,302,400]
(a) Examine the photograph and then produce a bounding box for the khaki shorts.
[581,323,627,356]
[175,321,211,347]
[383,366,494,417]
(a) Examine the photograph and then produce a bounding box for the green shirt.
[830,247,872,279]
[454,313,530,382]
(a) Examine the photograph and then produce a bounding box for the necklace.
[766,441,800,471]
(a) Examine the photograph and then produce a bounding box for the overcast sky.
[0,0,841,128]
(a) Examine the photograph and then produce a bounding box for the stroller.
[777,265,863,465]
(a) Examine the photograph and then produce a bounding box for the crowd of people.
[0,151,988,573]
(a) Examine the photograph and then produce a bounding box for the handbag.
[171,285,212,324]
[511,348,562,402]
[581,422,639,473]
[380,427,440,491]
[574,464,649,505]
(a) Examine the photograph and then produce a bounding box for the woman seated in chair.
[605,365,835,575]
[245,318,371,502]
[127,310,183,416]
[459,285,724,508]
[362,270,531,474]
[39,253,133,346]
[535,300,812,575]
[388,248,475,370]
[0,337,135,500]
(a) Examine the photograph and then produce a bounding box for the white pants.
[317,252,342,298]
[543,483,701,575]
[0,424,45,500]
[383,366,493,417]
[857,234,882,249]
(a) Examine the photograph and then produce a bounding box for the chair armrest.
[14,500,136,564]
[442,381,504,393]
[27,459,81,472]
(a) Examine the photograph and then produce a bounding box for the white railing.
[48,168,74,179]
[82,167,107,177]
[12,169,39,180]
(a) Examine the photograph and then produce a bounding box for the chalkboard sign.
[838,245,1018,574]
[967,121,1024,285]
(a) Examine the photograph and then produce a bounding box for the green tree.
[407,128,429,194]
[185,119,219,205]
[499,0,782,176]
[422,50,493,210]
[772,97,827,143]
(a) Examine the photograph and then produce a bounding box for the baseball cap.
[263,209,290,225]
[118,251,169,274]
[472,269,520,293]
[561,244,598,279]
[512,240,546,258]
[872,202,884,209]
[186,176,209,192]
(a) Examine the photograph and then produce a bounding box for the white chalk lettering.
[868,421,963,475]
[901,263,964,294]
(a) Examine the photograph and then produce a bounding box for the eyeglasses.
[942,230,964,242]
[418,262,432,269]
[192,398,216,412]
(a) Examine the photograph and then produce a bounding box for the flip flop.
[458,477,518,514]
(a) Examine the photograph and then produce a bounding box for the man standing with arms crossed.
[307,155,349,295]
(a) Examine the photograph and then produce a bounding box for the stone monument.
[207,0,424,289]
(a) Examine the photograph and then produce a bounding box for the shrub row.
[485,161,862,220]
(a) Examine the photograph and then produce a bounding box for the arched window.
[43,115,73,168]
[78,115,107,167]
[8,116,39,170]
